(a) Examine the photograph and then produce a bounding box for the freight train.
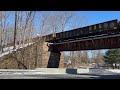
[43,19,120,43]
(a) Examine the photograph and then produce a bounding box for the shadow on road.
[76,73,120,79]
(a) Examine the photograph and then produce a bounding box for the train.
[43,19,120,43]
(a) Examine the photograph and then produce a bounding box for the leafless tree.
[0,11,3,52]
[13,11,17,49]
[39,11,50,36]
[57,11,74,32]
[47,15,58,37]
[22,11,32,46]
[28,11,36,45]
[0,11,10,52]
[94,50,105,66]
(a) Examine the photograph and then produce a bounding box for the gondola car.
[87,19,119,35]
[44,19,119,42]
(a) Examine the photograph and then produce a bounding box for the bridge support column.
[47,52,61,68]
[42,42,64,68]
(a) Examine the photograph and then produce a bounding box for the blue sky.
[7,11,120,34]
[53,11,120,32]
[77,11,120,27]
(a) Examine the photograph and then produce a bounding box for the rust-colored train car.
[44,19,119,42]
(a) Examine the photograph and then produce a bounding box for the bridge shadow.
[47,52,61,68]
[76,73,120,79]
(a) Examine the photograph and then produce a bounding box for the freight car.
[44,19,120,42]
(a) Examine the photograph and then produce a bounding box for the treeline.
[64,50,105,68]
[0,11,83,52]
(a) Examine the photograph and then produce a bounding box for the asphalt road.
[0,73,120,79]
[0,69,120,79]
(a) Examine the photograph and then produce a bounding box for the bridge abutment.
[0,41,64,69]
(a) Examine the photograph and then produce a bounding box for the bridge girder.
[50,36,120,52]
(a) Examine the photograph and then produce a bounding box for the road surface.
[0,69,120,79]
[0,73,120,79]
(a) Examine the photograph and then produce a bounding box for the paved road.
[0,69,120,79]
[0,73,120,79]
[89,68,115,74]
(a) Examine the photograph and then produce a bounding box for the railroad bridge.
[43,19,120,68]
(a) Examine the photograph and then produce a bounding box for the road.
[0,69,120,79]
[0,73,120,79]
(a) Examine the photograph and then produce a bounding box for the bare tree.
[22,11,32,46]
[47,15,58,38]
[91,50,97,63]
[0,11,3,52]
[94,50,105,66]
[28,11,36,45]
[0,11,10,52]
[17,11,23,49]
[13,11,17,49]
[28,11,36,69]
[39,11,50,36]
[57,11,74,32]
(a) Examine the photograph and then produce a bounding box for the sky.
[57,11,119,28]
[7,11,120,34]
[75,11,120,27]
